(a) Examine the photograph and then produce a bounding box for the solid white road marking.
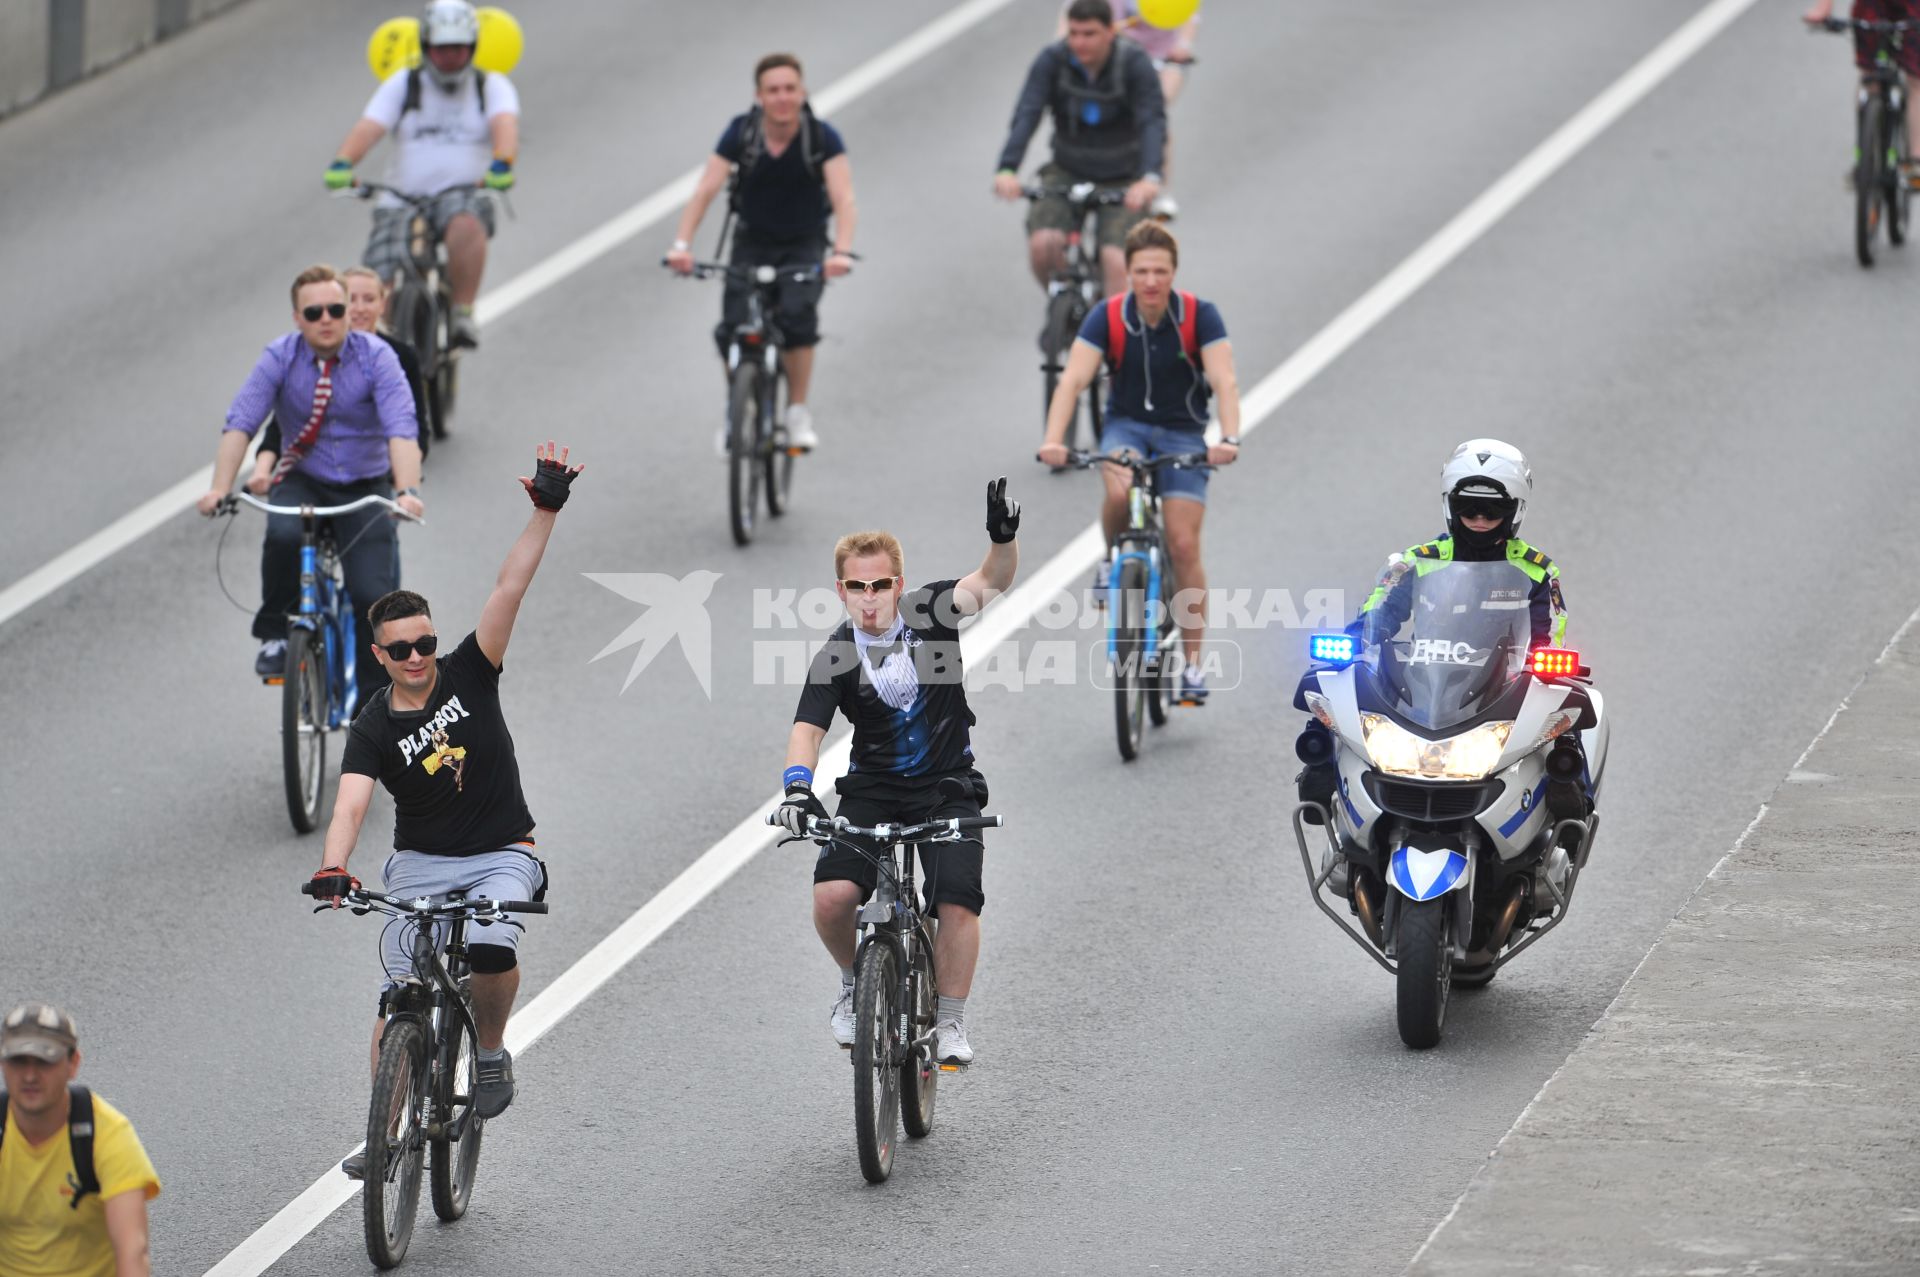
[205,0,1757,1270]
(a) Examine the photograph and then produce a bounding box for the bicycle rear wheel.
[1113,556,1148,761]
[364,1018,428,1269]
[432,283,459,432]
[899,932,938,1140]
[1858,95,1885,268]
[429,990,485,1221]
[727,363,763,546]
[1041,290,1084,449]
[281,628,328,833]
[852,941,901,1183]
[763,366,795,518]
[1146,565,1176,728]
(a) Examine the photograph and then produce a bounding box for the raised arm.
[477,441,584,667]
[955,478,1021,615]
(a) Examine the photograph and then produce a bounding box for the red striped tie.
[271,356,337,485]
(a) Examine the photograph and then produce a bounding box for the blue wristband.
[783,765,813,789]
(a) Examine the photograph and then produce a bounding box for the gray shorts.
[362,188,497,285]
[377,845,543,991]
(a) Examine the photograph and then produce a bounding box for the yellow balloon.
[367,17,420,81]
[1137,0,1200,31]
[474,8,524,75]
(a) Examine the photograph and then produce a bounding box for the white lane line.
[206,0,1750,1268]
[0,0,1024,635]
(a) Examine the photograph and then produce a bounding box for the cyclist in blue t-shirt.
[1036,221,1241,703]
[667,52,859,454]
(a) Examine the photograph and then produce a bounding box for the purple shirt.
[223,330,416,485]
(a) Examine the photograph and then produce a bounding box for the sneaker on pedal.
[829,983,855,1049]
[474,1048,515,1118]
[255,639,286,677]
[1148,191,1180,221]
[340,1151,366,1181]
[450,307,480,350]
[1177,668,1209,706]
[935,1018,974,1066]
[784,404,819,452]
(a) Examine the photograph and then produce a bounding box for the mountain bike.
[1025,182,1128,452]
[672,259,829,546]
[1064,450,1211,761]
[221,492,419,833]
[1812,17,1914,267]
[300,883,549,1269]
[770,807,1003,1183]
[343,181,484,437]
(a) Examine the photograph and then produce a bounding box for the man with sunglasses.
[774,479,1022,1067]
[306,443,583,1177]
[198,264,423,694]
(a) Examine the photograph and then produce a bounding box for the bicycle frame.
[386,911,485,1144]
[293,513,357,727]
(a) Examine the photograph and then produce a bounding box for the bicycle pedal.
[262,676,285,686]
[937,1061,968,1072]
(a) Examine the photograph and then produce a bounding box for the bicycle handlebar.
[1809,16,1914,34]
[1021,183,1132,206]
[221,492,423,523]
[765,812,1004,843]
[661,259,836,283]
[301,882,549,916]
[340,180,483,205]
[1062,449,1212,472]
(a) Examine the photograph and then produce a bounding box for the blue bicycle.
[1064,449,1210,761]
[223,492,415,832]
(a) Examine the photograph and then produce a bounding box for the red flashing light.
[1530,648,1581,678]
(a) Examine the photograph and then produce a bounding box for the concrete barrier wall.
[2,0,254,120]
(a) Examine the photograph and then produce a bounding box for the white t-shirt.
[361,69,520,201]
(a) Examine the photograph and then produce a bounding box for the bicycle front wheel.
[763,366,795,518]
[1146,567,1176,729]
[1858,94,1886,267]
[1891,95,1911,246]
[727,362,763,546]
[899,932,938,1140]
[852,942,901,1183]
[281,628,328,833]
[1112,556,1149,761]
[430,991,485,1221]
[1041,290,1084,449]
[364,1018,428,1269]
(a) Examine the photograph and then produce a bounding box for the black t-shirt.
[715,111,846,238]
[342,631,535,856]
[793,580,978,782]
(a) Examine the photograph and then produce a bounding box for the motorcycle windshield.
[1359,559,1533,732]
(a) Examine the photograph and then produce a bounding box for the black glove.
[776,783,828,837]
[303,866,360,909]
[528,455,581,512]
[986,476,1021,544]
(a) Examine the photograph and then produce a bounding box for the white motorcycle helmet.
[420,0,480,90]
[1440,438,1532,541]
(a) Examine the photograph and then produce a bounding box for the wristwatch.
[1142,172,1165,185]
[1219,437,1240,448]
[398,486,422,498]
[670,239,690,252]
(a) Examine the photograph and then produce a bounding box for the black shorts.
[811,770,988,916]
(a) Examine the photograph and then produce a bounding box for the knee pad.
[468,943,517,975]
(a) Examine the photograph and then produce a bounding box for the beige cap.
[1,1002,79,1063]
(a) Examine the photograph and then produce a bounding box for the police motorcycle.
[1290,559,1608,1048]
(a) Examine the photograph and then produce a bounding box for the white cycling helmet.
[1440,438,1532,535]
[420,0,480,89]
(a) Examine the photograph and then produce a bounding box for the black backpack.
[0,1085,100,1210]
[401,66,489,119]
[726,103,828,214]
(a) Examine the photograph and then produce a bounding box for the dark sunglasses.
[378,634,439,661]
[840,576,898,595]
[302,303,348,322]
[1452,498,1513,522]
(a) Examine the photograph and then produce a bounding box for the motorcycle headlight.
[1361,714,1514,781]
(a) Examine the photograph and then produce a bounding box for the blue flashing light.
[1310,633,1356,665]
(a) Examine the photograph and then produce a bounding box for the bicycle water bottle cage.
[858,897,896,925]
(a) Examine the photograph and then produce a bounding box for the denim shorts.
[377,845,543,990]
[1099,417,1211,505]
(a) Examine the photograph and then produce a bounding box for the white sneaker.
[785,403,819,452]
[829,984,855,1049]
[934,1018,973,1066]
[1148,191,1180,221]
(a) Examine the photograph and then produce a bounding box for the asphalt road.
[2,2,1916,1273]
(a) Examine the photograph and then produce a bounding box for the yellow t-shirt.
[0,1094,161,1277]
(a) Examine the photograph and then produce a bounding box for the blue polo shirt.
[716,112,846,239]
[1075,293,1228,430]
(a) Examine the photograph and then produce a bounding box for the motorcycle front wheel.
[1395,899,1453,1049]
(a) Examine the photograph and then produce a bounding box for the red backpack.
[1105,291,1200,369]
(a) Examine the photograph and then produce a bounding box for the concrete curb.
[1407,605,1920,1276]
[1,0,253,121]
